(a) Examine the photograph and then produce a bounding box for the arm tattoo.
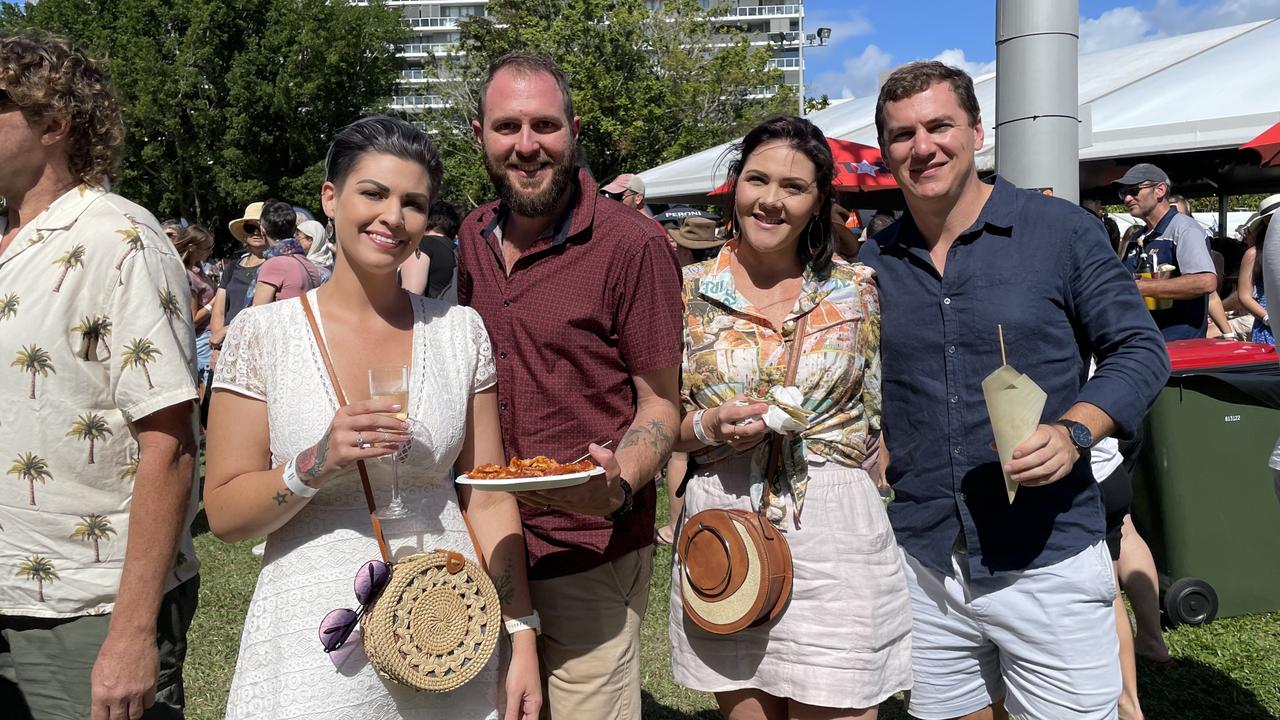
[490,559,515,606]
[273,490,292,506]
[297,427,332,484]
[619,419,675,455]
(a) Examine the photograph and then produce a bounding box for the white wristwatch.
[504,611,541,636]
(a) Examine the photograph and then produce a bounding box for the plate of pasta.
[457,455,604,491]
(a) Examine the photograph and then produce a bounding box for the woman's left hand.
[503,632,542,720]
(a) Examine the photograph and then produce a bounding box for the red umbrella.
[711,137,897,195]
[1240,120,1280,167]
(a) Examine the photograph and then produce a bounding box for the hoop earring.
[805,219,823,256]
[325,218,335,244]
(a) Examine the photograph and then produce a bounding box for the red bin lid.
[1166,338,1278,372]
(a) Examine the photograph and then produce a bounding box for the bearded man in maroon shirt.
[456,52,683,719]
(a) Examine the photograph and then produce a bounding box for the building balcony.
[406,17,462,29]
[765,57,802,70]
[390,94,447,110]
[712,4,802,21]
[400,42,461,57]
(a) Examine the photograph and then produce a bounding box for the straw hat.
[1245,194,1280,231]
[228,202,265,242]
[667,216,724,250]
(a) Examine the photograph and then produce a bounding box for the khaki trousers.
[529,547,653,720]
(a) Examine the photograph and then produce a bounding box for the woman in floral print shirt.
[668,116,912,718]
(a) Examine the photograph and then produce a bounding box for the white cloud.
[1078,0,1280,54]
[931,48,996,79]
[809,43,894,100]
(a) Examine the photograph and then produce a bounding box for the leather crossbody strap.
[298,292,487,572]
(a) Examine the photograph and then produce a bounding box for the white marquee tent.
[638,18,1280,203]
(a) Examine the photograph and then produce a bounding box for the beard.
[484,145,577,219]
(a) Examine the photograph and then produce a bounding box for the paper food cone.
[981,365,1048,503]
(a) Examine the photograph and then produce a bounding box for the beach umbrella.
[653,205,720,225]
[1240,120,1280,167]
[710,137,897,195]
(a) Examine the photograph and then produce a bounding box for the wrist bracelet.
[504,611,540,636]
[282,457,318,498]
[692,409,721,446]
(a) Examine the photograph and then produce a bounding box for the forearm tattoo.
[619,419,675,455]
[273,490,293,506]
[490,558,515,606]
[296,428,332,485]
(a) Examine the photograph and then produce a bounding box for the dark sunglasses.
[242,223,261,236]
[1117,184,1157,200]
[319,559,390,653]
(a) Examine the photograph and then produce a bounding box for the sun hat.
[667,216,723,250]
[228,202,265,242]
[603,173,645,195]
[1245,193,1280,231]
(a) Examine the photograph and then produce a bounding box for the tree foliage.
[424,0,796,207]
[1,0,406,249]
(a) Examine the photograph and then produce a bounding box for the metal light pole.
[797,4,805,116]
[995,0,1080,202]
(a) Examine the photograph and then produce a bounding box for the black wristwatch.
[1056,419,1094,451]
[605,478,634,523]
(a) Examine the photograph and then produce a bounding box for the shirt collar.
[697,240,837,324]
[1,184,104,265]
[879,175,1014,250]
[480,167,597,247]
[1148,205,1179,236]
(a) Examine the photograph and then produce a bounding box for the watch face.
[1067,422,1092,448]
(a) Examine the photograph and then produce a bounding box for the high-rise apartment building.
[358,0,810,115]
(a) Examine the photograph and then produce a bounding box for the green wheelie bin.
[1129,338,1280,626]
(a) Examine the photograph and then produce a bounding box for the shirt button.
[502,299,511,307]
[499,402,508,412]
[953,446,963,456]
[943,297,952,305]
[960,492,968,502]
[499,351,508,359]
[947,345,957,355]
[949,394,958,404]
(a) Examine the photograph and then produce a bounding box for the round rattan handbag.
[302,294,501,692]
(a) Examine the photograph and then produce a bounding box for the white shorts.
[901,540,1121,720]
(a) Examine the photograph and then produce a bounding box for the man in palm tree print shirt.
[0,32,202,720]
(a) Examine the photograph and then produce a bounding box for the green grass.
[185,494,1279,720]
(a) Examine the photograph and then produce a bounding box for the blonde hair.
[0,31,124,186]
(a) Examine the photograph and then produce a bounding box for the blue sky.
[803,0,1280,99]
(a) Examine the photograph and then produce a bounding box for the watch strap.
[605,477,634,523]
[505,611,540,636]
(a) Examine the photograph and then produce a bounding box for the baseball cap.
[603,173,645,195]
[1114,163,1170,186]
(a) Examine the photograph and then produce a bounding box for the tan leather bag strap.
[299,293,489,572]
[762,313,808,514]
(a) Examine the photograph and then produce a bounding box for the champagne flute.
[368,366,411,520]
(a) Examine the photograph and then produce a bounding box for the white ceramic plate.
[456,466,605,492]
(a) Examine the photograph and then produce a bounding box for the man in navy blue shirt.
[860,61,1168,720]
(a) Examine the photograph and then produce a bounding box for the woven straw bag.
[678,315,807,635]
[301,294,500,692]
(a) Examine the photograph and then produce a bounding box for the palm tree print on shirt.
[52,244,86,293]
[114,226,144,271]
[72,315,113,361]
[67,413,113,464]
[71,514,117,563]
[121,337,161,389]
[119,448,139,481]
[8,452,52,506]
[12,344,54,399]
[17,555,58,602]
[158,287,182,320]
[0,293,18,320]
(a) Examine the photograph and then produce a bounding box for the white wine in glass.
[368,365,411,519]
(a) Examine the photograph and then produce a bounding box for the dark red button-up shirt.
[457,168,683,580]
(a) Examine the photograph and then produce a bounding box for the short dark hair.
[477,52,574,125]
[324,115,443,200]
[723,115,835,276]
[426,201,461,239]
[259,199,297,241]
[875,61,981,147]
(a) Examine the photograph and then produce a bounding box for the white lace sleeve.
[213,309,268,401]
[467,309,496,394]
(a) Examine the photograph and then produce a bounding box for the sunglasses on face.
[319,559,391,653]
[1117,184,1157,200]
[243,223,261,236]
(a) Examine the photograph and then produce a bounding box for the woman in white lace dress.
[205,116,541,720]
